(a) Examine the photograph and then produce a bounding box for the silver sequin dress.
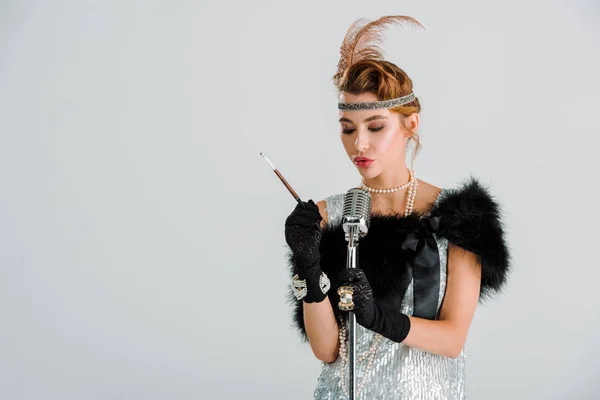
[312,190,466,400]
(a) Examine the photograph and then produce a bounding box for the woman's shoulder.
[428,175,505,236]
[430,176,502,218]
[428,175,511,301]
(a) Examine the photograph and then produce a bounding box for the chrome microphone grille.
[342,188,372,238]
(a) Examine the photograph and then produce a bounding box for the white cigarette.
[260,152,276,170]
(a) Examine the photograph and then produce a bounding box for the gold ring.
[337,286,354,311]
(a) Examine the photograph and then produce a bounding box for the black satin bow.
[401,215,441,320]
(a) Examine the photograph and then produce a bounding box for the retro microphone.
[341,188,372,400]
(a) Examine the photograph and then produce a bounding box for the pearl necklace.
[361,168,418,216]
[360,168,414,194]
[338,169,419,396]
[338,323,383,396]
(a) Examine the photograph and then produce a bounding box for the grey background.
[1,0,599,399]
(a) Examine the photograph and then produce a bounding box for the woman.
[284,16,510,399]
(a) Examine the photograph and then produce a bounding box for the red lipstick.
[354,156,374,168]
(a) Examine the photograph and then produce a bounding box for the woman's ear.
[405,113,420,137]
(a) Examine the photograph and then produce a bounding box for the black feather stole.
[285,177,511,343]
[430,177,511,300]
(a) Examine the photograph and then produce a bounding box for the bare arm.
[402,244,482,358]
[301,199,339,363]
[303,297,339,363]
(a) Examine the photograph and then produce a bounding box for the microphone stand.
[341,187,371,400]
[345,224,360,400]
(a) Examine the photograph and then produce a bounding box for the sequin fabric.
[312,190,466,400]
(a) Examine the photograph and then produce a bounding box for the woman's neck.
[363,166,414,214]
[363,165,411,190]
[370,185,415,214]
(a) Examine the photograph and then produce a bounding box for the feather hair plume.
[334,15,424,86]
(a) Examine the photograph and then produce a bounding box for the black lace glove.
[338,268,411,343]
[285,200,326,302]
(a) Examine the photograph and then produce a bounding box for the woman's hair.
[333,16,424,165]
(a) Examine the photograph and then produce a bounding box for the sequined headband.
[338,92,416,111]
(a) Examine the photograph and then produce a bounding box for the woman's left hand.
[338,268,377,328]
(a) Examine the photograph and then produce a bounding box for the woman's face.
[338,92,411,180]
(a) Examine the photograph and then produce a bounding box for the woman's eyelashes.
[341,126,385,135]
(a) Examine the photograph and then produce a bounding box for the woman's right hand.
[284,200,323,276]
